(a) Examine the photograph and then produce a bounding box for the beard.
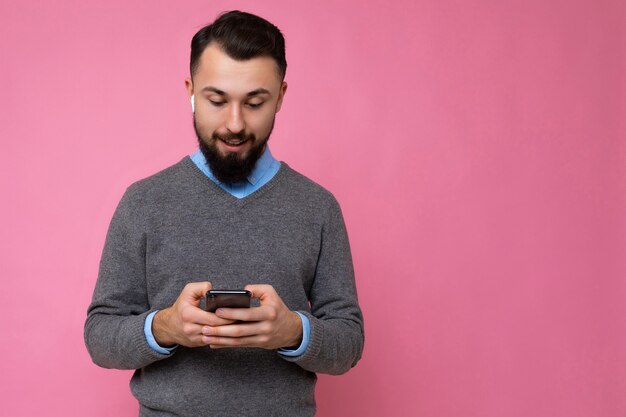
[194,117,274,184]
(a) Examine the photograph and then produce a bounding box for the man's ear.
[185,77,193,97]
[185,78,195,112]
[275,81,288,113]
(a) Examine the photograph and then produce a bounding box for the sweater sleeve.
[84,186,172,370]
[281,196,365,375]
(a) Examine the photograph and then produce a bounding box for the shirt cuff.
[144,310,177,354]
[277,311,310,357]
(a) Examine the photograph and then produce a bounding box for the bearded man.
[84,10,364,417]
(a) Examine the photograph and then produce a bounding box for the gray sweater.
[84,157,364,417]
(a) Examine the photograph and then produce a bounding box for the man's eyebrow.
[246,88,271,97]
[200,86,271,97]
[201,86,226,95]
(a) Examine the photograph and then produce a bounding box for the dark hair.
[190,10,287,80]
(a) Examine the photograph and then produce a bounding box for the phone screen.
[205,290,252,312]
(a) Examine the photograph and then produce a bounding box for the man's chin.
[197,139,267,184]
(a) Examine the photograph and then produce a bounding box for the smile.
[220,137,248,146]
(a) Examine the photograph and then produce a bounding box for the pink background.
[1,1,624,416]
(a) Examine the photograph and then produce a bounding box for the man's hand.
[153,282,235,348]
[201,284,303,350]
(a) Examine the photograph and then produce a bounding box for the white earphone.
[190,94,195,113]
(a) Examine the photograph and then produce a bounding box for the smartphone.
[205,290,252,313]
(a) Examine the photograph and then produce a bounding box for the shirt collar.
[247,145,274,186]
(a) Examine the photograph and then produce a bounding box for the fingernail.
[216,309,224,316]
[202,326,210,335]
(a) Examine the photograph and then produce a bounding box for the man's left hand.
[201,284,303,350]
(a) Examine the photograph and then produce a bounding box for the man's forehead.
[194,44,282,92]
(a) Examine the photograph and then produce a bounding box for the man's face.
[186,44,287,183]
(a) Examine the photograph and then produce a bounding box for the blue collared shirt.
[189,144,281,197]
[144,146,310,357]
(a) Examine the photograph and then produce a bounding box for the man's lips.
[219,137,247,146]
[217,136,250,152]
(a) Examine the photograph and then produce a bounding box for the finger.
[181,322,205,339]
[187,333,214,348]
[202,322,265,338]
[182,306,236,326]
[181,281,212,307]
[203,334,269,348]
[244,284,277,302]
[215,305,276,322]
[184,325,233,348]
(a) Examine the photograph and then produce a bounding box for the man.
[84,10,364,417]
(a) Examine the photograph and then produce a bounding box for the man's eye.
[209,100,225,107]
[247,102,264,109]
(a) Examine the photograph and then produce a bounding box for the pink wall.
[1,1,624,416]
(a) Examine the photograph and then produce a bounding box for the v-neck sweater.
[85,156,364,417]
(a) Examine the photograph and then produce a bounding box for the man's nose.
[226,104,245,133]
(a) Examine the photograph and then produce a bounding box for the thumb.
[244,284,276,302]
[182,281,212,306]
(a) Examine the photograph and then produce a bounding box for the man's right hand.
[152,282,235,348]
